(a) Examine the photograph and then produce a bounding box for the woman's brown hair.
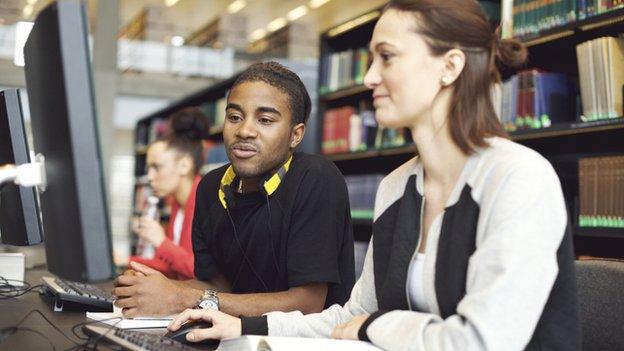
[386,0,527,154]
[157,107,210,174]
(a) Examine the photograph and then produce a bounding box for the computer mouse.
[164,319,218,346]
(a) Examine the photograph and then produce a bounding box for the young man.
[113,62,355,318]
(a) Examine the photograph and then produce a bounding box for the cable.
[0,309,81,351]
[0,276,44,299]
[7,327,56,351]
[64,317,122,351]
[265,193,282,280]
[15,309,81,347]
[226,207,270,292]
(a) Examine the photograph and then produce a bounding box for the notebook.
[218,335,382,351]
[86,306,175,329]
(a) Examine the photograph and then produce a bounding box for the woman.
[130,107,209,280]
[168,1,580,349]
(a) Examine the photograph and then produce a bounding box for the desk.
[0,269,133,350]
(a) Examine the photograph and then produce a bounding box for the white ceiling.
[0,0,387,44]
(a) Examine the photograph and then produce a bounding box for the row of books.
[321,105,409,155]
[577,36,624,121]
[345,174,385,219]
[578,155,624,228]
[199,96,228,132]
[510,0,623,38]
[319,47,369,95]
[136,118,169,149]
[499,69,573,131]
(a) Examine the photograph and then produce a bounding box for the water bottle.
[136,196,159,259]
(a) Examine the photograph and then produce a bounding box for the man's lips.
[231,144,258,159]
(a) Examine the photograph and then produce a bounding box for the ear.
[177,155,194,177]
[440,48,466,86]
[290,123,306,149]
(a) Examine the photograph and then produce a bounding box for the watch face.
[199,299,218,310]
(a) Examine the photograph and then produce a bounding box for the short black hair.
[231,61,311,125]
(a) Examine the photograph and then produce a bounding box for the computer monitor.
[0,89,44,246]
[23,0,114,282]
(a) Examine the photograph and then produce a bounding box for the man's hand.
[137,217,166,247]
[168,309,242,342]
[331,314,369,340]
[112,261,201,317]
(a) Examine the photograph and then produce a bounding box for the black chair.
[575,259,624,350]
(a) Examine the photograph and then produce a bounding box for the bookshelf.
[317,3,624,256]
[247,22,318,60]
[184,15,248,50]
[133,75,237,177]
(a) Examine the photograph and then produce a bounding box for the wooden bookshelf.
[319,84,370,101]
[519,7,624,47]
[575,227,624,240]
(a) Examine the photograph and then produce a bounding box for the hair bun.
[496,38,528,68]
[169,107,211,141]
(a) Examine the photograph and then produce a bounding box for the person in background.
[130,107,209,280]
[168,1,580,350]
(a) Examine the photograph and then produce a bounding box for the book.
[577,36,624,121]
[218,335,382,351]
[578,155,624,228]
[86,309,175,329]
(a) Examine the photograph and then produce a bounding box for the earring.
[441,76,451,86]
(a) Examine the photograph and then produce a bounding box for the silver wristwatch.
[196,289,219,310]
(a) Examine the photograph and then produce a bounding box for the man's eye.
[227,115,242,122]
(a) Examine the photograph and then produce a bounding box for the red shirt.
[130,176,201,279]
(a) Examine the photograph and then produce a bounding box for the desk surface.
[0,269,132,350]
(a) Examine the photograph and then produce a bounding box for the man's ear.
[290,123,306,149]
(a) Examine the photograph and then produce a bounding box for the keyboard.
[83,324,201,350]
[41,276,114,311]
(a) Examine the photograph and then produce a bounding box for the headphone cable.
[265,194,281,278]
[225,207,270,292]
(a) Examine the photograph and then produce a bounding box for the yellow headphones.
[218,155,293,209]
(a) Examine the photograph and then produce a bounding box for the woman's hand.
[137,217,166,247]
[331,314,369,340]
[168,309,242,342]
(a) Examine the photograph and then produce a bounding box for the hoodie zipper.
[406,196,425,311]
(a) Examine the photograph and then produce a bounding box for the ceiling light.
[170,36,185,47]
[27,0,37,5]
[248,28,266,42]
[227,0,247,14]
[267,17,287,32]
[165,0,181,7]
[286,5,308,21]
[22,5,34,17]
[308,0,331,9]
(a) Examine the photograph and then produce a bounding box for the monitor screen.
[23,0,114,282]
[0,89,44,246]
